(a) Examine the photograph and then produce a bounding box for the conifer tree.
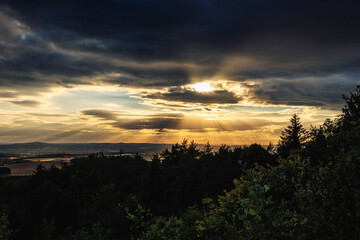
[277,114,307,158]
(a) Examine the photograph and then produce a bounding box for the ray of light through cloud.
[0,0,358,144]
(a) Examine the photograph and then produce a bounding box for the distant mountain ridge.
[0,142,171,154]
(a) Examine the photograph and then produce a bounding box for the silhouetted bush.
[0,167,10,175]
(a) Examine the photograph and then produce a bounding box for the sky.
[0,0,359,145]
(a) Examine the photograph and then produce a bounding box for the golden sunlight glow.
[191,82,214,92]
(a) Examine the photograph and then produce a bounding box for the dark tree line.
[0,141,276,239]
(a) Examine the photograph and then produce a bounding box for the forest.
[1,86,360,240]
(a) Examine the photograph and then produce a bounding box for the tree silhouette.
[277,114,307,158]
[342,85,360,123]
[337,85,360,156]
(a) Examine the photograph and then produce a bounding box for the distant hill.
[0,142,171,155]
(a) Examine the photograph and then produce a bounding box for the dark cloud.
[105,66,190,87]
[8,100,41,107]
[0,49,110,84]
[0,4,334,38]
[81,109,184,130]
[81,109,183,121]
[0,91,19,98]
[242,79,356,109]
[111,117,272,131]
[143,88,242,104]
[0,7,29,41]
[0,1,360,105]
[81,108,272,131]
[81,109,121,121]
[4,0,359,59]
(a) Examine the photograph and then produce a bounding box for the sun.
[191,82,214,92]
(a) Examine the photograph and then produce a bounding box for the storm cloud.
[0,0,359,106]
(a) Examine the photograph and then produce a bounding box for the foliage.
[337,86,360,157]
[127,204,202,240]
[0,214,14,240]
[41,219,55,240]
[303,120,335,165]
[197,153,360,239]
[238,144,277,169]
[57,223,112,240]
